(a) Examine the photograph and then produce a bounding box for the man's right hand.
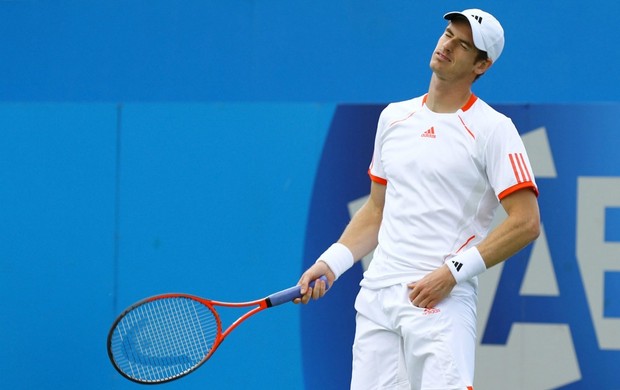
[294,261,335,304]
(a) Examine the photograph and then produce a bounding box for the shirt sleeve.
[484,118,539,200]
[368,107,388,185]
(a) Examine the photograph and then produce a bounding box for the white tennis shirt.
[362,94,538,289]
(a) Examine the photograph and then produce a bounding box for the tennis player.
[296,9,540,390]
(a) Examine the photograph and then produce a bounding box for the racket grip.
[267,276,329,307]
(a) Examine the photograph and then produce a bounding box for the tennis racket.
[107,276,328,384]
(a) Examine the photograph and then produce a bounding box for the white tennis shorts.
[350,283,477,390]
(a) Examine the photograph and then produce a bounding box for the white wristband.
[316,243,354,280]
[446,247,487,284]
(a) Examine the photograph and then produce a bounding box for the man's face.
[430,20,488,82]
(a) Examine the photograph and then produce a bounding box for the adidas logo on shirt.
[421,126,436,138]
[423,307,441,315]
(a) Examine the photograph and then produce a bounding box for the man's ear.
[475,59,493,76]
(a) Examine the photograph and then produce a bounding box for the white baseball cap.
[444,9,505,63]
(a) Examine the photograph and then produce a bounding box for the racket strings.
[109,297,218,382]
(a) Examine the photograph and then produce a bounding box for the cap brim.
[444,11,467,21]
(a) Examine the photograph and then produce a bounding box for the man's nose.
[442,39,455,51]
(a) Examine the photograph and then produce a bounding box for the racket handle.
[267,276,329,307]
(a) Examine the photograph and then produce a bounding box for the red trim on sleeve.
[368,169,387,185]
[498,182,539,200]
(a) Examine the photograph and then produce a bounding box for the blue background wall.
[0,1,619,389]
[2,0,619,103]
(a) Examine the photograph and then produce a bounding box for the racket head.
[107,294,221,384]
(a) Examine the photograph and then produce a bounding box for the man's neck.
[425,74,474,113]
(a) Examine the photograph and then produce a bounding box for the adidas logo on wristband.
[446,247,486,283]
